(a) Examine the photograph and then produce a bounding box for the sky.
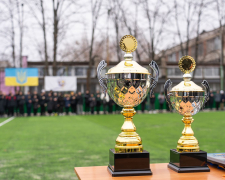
[0,0,224,65]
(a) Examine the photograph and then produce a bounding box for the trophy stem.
[115,107,143,153]
[177,114,200,152]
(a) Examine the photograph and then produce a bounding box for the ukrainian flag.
[5,68,38,86]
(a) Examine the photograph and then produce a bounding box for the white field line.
[0,117,15,127]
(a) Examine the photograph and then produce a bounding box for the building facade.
[157,27,223,92]
[27,27,224,94]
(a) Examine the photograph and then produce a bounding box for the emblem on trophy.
[97,35,159,176]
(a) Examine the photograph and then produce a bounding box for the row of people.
[0,90,225,117]
[0,90,115,116]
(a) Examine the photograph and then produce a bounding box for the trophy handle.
[149,60,159,96]
[97,60,108,94]
[201,80,210,107]
[164,79,173,110]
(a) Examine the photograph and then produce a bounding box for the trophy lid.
[106,35,150,75]
[171,56,204,92]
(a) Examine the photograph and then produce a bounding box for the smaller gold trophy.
[97,35,159,176]
[164,56,210,173]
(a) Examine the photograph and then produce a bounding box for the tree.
[26,0,49,75]
[0,0,16,67]
[16,0,24,68]
[118,0,143,62]
[109,0,123,62]
[52,0,83,75]
[173,0,198,56]
[142,0,172,61]
[27,0,82,76]
[192,0,205,79]
[52,0,59,76]
[215,0,225,90]
[86,0,102,91]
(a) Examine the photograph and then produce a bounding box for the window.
[91,68,95,77]
[56,67,73,76]
[204,67,219,77]
[168,52,176,62]
[57,67,66,76]
[167,68,183,77]
[38,67,44,77]
[191,43,203,57]
[194,67,202,78]
[67,67,72,76]
[75,67,86,76]
[198,43,203,56]
[207,37,221,53]
[75,67,95,77]
[214,36,221,50]
[207,39,214,53]
[178,50,183,59]
[191,46,195,57]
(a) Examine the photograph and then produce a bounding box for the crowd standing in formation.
[0,90,116,117]
[0,90,225,117]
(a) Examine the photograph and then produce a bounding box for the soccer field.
[0,112,225,180]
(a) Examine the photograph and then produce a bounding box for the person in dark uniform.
[96,94,101,114]
[108,98,114,114]
[47,96,54,115]
[58,93,64,115]
[18,91,25,116]
[221,90,225,110]
[70,94,77,114]
[53,92,58,115]
[158,92,165,113]
[15,91,20,115]
[76,92,83,115]
[6,92,16,116]
[40,92,46,116]
[84,90,90,114]
[33,95,40,116]
[32,90,39,101]
[89,94,96,114]
[26,96,32,116]
[49,90,53,96]
[215,90,221,110]
[209,91,214,110]
[141,97,147,113]
[149,94,155,113]
[64,95,70,115]
[25,91,31,102]
[0,91,6,117]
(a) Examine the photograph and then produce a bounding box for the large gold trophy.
[97,35,159,176]
[164,55,210,173]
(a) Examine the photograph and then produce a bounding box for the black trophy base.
[108,149,152,177]
[168,149,210,173]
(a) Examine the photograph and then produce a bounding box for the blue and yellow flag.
[5,68,38,86]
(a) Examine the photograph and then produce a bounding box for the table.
[74,163,225,180]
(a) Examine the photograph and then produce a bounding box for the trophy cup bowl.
[107,73,150,108]
[164,55,210,173]
[97,35,159,176]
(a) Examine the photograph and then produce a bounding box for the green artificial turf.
[0,111,225,179]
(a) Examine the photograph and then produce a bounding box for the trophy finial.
[120,35,137,53]
[178,55,196,74]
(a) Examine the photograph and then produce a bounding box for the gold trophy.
[164,55,210,173]
[97,35,159,176]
